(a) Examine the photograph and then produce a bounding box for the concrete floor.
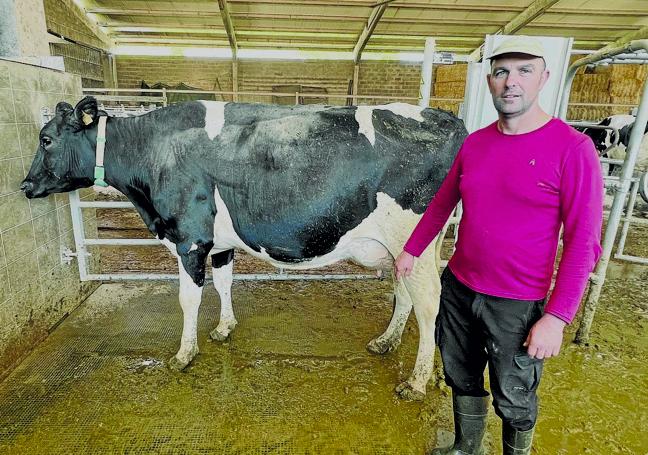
[0,276,646,454]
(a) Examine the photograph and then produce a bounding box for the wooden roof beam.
[468,0,560,60]
[352,2,388,63]
[217,0,238,59]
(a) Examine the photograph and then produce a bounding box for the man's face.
[487,53,549,118]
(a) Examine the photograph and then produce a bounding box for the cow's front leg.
[209,249,236,341]
[169,256,205,370]
[367,286,412,354]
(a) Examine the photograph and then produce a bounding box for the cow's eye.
[41,137,52,148]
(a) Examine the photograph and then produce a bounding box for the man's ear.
[539,68,550,91]
[73,96,98,127]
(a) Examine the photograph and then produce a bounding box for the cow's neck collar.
[94,116,108,187]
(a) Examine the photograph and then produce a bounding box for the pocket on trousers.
[505,353,543,394]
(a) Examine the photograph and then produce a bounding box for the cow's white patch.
[211,187,416,271]
[189,243,198,252]
[157,236,179,258]
[211,259,236,339]
[382,102,426,122]
[175,259,203,365]
[355,106,376,146]
[200,101,228,140]
[92,185,124,197]
[212,185,249,252]
[355,103,426,146]
[608,132,648,172]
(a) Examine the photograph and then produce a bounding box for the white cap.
[487,36,546,60]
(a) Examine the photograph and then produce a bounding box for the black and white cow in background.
[21,97,467,400]
[578,114,635,154]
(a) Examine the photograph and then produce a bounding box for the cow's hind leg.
[394,250,440,401]
[344,238,409,355]
[209,249,237,341]
[169,258,204,370]
[367,285,412,354]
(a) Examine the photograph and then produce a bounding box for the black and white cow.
[21,97,467,400]
[578,114,635,154]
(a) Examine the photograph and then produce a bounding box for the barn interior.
[0,0,647,453]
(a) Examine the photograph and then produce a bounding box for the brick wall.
[357,61,423,104]
[43,0,113,87]
[116,57,426,105]
[43,0,110,50]
[117,57,234,101]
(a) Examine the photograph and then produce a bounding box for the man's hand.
[523,313,567,359]
[394,251,415,281]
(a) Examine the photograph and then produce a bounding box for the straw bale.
[430,99,461,115]
[435,64,468,83]
[609,79,642,98]
[608,64,638,79]
[635,65,648,80]
[567,106,623,122]
[610,94,640,105]
[434,81,465,98]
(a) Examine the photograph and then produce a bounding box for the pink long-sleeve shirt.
[404,118,603,324]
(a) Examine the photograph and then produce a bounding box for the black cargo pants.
[436,267,545,431]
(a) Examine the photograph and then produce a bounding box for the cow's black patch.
[180,241,214,286]
[211,249,234,268]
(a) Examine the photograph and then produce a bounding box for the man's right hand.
[394,251,415,281]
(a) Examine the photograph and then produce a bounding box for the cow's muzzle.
[20,180,35,198]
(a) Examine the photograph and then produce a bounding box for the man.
[395,36,603,455]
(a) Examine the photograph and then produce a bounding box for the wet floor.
[0,274,645,454]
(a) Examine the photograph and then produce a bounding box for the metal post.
[69,190,89,281]
[419,38,435,108]
[615,180,640,257]
[574,50,648,343]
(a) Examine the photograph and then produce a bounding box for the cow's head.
[20,97,100,198]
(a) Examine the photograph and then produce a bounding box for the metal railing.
[558,40,648,343]
[81,87,463,107]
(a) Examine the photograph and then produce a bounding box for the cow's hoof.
[395,381,426,401]
[209,328,230,342]
[366,336,399,355]
[168,356,190,371]
[209,322,236,342]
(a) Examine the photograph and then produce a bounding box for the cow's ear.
[73,96,98,127]
[55,102,73,116]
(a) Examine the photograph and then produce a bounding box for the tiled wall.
[0,58,99,377]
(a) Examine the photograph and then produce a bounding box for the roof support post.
[419,38,435,108]
[232,60,239,102]
[353,3,388,64]
[352,64,360,105]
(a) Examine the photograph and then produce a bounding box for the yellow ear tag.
[82,112,93,125]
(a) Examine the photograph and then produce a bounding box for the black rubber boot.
[502,424,534,455]
[430,393,489,455]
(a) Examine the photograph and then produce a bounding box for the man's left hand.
[523,313,567,359]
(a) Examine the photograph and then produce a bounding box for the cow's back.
[153,101,466,262]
